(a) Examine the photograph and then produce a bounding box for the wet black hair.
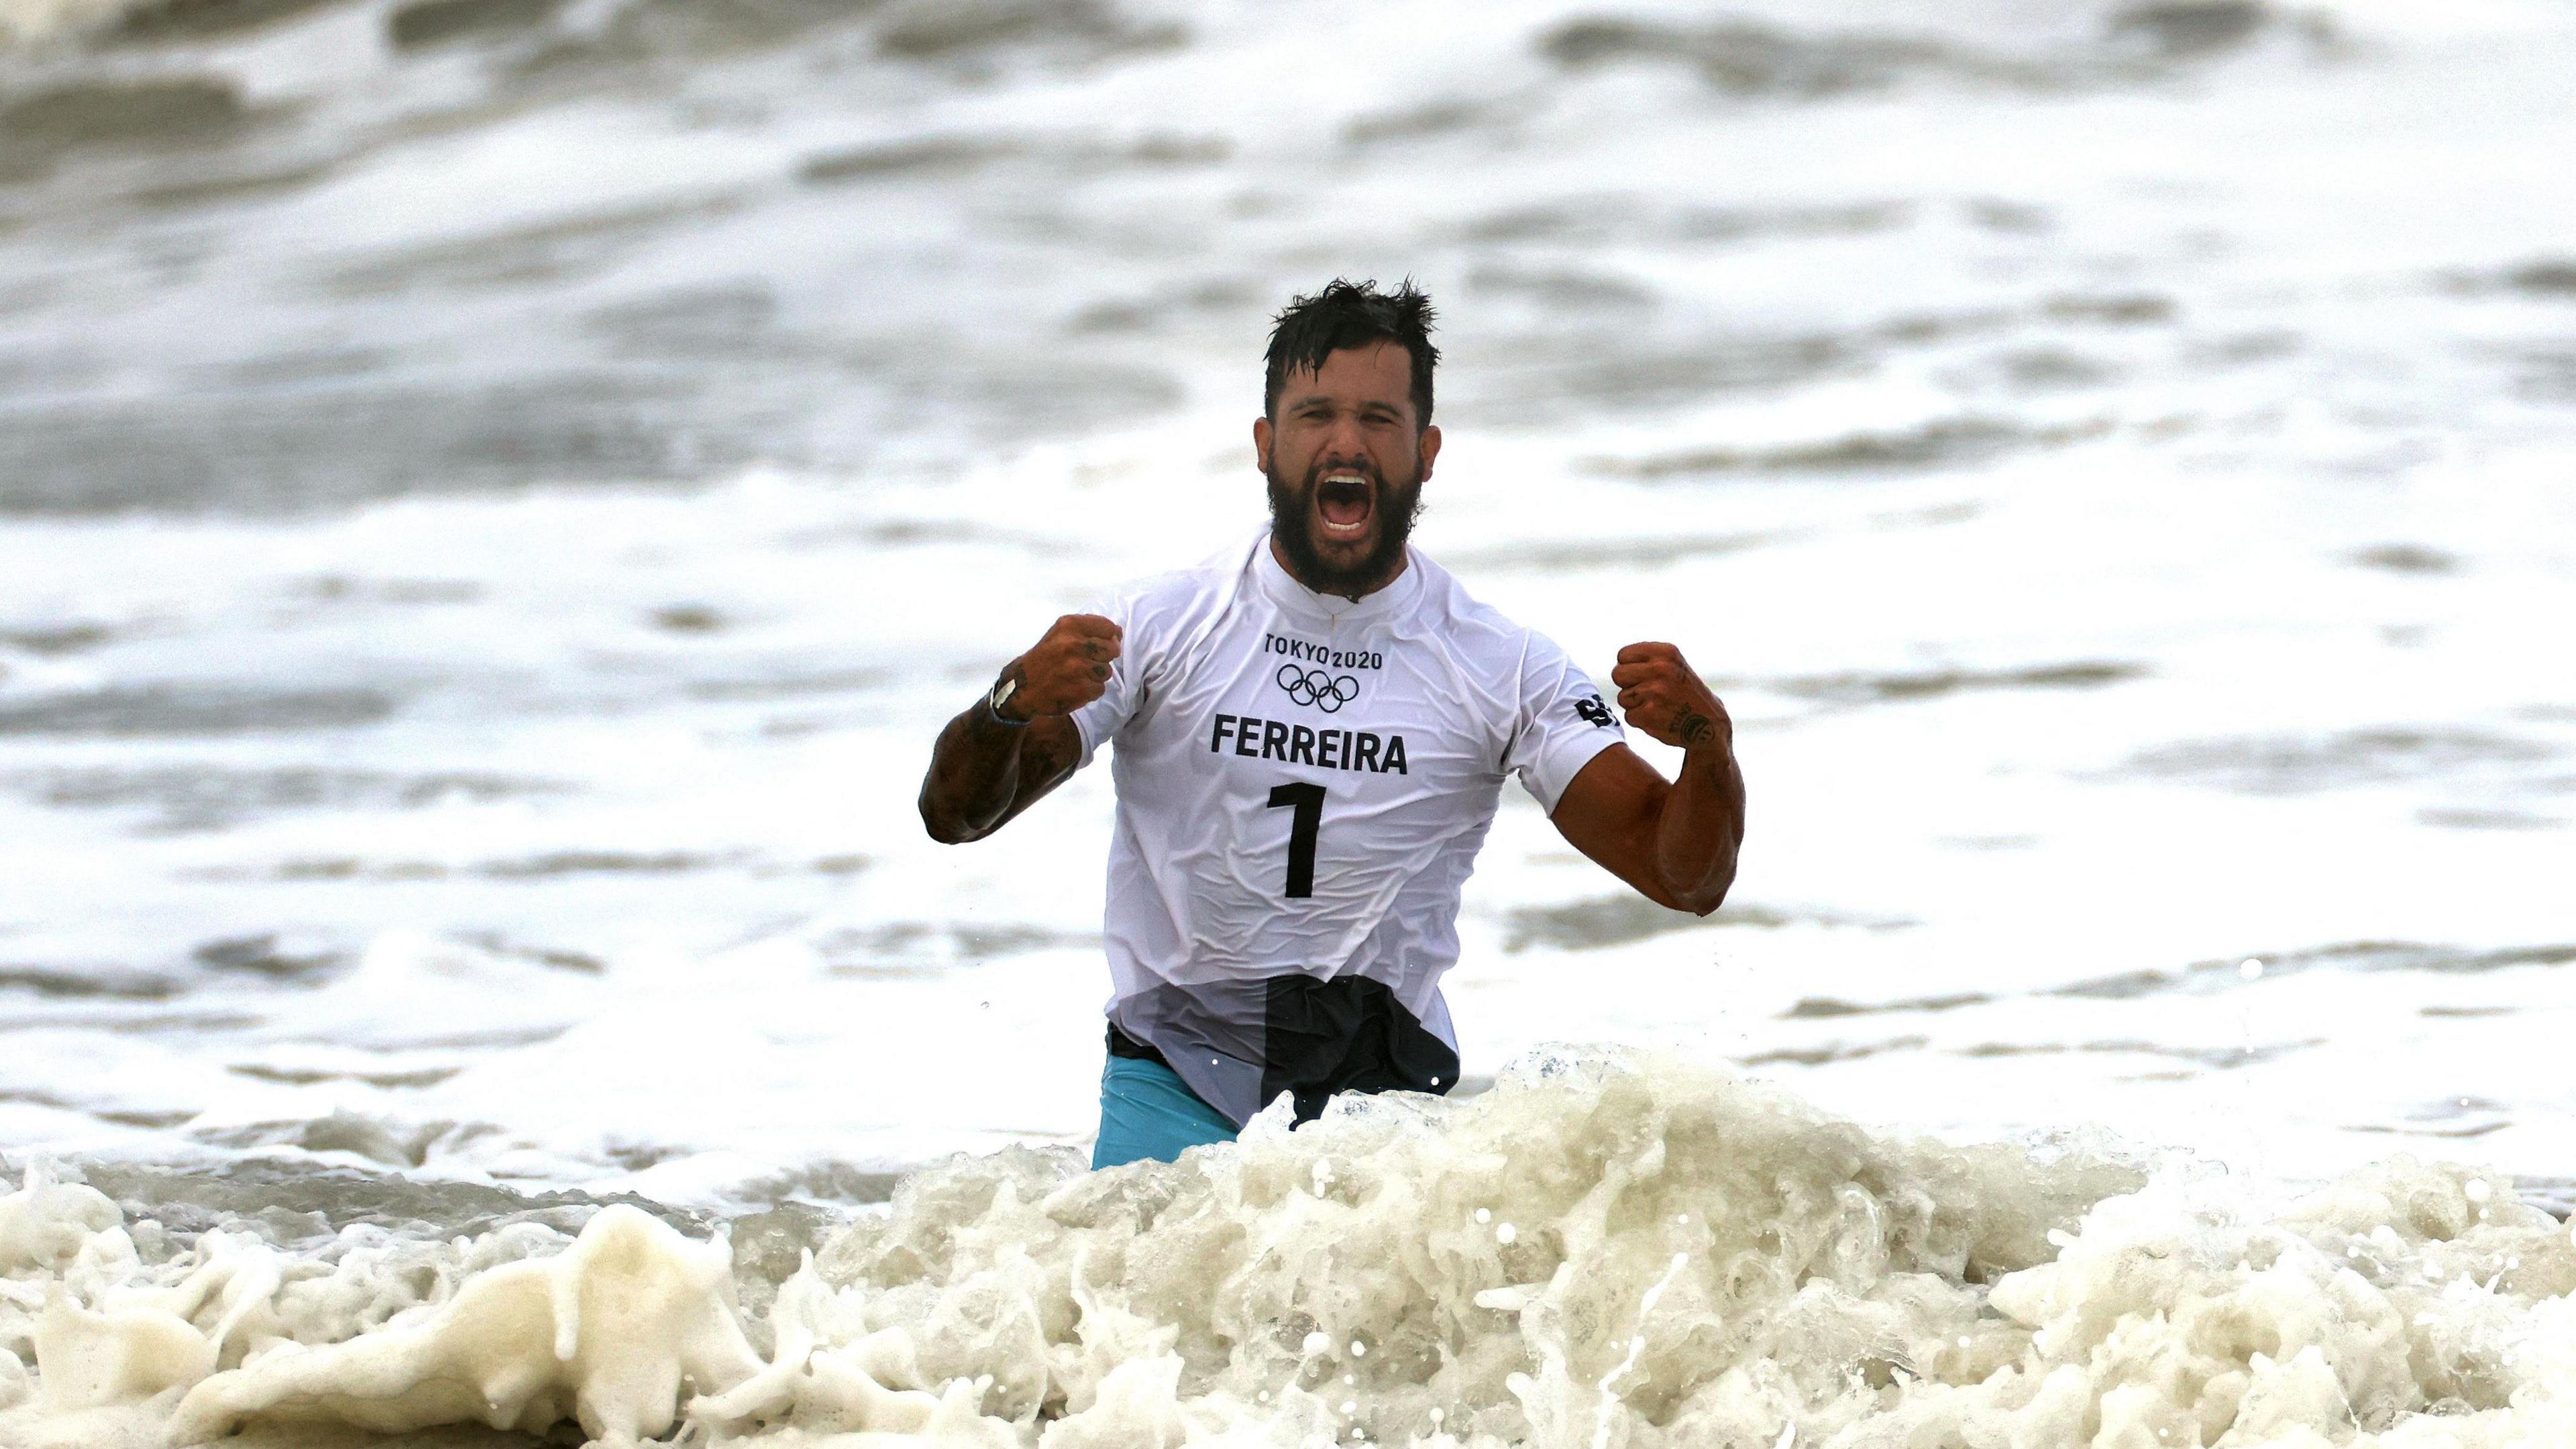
[1263,278,1440,428]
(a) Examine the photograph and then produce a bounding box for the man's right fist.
[995,614,1123,720]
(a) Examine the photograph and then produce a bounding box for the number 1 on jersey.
[1266,782,1325,898]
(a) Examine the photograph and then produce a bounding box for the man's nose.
[1319,412,1368,458]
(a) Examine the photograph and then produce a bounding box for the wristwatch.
[983,670,1030,727]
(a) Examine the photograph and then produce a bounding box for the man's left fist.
[1610,642,1731,751]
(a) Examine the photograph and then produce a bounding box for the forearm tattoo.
[1672,708,1717,749]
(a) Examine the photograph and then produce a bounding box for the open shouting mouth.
[1316,468,1375,541]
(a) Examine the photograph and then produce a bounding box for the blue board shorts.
[1093,1054,1238,1169]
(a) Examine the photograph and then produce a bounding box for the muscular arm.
[918,710,1084,844]
[1546,644,1746,915]
[917,614,1122,844]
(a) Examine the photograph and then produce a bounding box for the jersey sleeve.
[1069,586,1147,769]
[1504,632,1627,814]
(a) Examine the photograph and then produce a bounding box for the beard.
[1263,447,1426,599]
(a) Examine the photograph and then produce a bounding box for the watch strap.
[983,671,1032,727]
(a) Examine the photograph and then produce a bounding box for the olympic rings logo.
[1276,663,1360,712]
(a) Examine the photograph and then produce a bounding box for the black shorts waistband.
[1106,1022,1171,1068]
[1107,973,1458,1128]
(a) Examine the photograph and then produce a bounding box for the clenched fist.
[994,614,1123,720]
[1610,641,1731,751]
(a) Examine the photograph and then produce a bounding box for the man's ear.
[1253,415,1272,472]
[1418,423,1442,481]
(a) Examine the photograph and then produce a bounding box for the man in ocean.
[918,279,1746,1168]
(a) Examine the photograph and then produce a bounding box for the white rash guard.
[1071,529,1627,1126]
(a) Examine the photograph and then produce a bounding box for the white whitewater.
[7,1054,2575,1446]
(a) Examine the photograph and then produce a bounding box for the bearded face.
[1256,342,1438,600]
[1264,443,1426,598]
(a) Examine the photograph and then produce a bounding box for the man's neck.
[1268,535,1408,604]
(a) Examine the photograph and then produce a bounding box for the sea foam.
[5,1052,2571,1446]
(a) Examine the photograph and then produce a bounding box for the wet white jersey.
[1071,529,1625,1124]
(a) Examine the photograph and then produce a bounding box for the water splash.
[21,1051,2572,1446]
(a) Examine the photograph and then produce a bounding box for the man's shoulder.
[1408,550,1556,661]
[1105,535,1258,634]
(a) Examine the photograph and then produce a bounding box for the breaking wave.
[6,1052,2571,1447]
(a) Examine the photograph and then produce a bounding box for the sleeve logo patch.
[1574,696,1616,729]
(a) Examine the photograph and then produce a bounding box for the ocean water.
[4,0,2576,1442]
